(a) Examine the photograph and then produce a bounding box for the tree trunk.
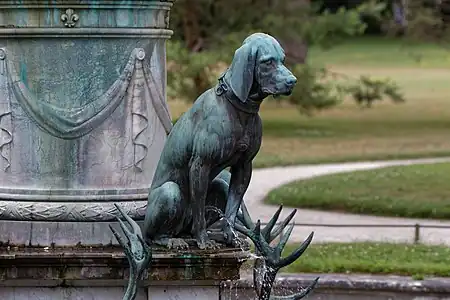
[181,0,210,97]
[282,39,309,65]
[181,0,202,50]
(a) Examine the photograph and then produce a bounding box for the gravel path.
[245,157,450,245]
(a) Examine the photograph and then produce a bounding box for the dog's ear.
[223,42,258,102]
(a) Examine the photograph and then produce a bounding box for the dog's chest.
[236,135,250,152]
[234,121,258,153]
[225,103,261,155]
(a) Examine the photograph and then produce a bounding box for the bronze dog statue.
[143,33,297,249]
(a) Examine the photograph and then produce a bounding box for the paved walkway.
[246,157,450,245]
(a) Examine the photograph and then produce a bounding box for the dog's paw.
[230,235,248,249]
[167,238,190,250]
[202,239,221,250]
[196,231,221,250]
[222,221,243,246]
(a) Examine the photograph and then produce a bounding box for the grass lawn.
[281,242,450,278]
[266,163,450,219]
[169,37,450,168]
[309,36,450,68]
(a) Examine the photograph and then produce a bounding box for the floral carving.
[61,9,79,28]
[0,200,147,221]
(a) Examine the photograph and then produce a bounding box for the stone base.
[0,220,146,247]
[1,287,147,300]
[149,284,219,300]
[0,245,249,300]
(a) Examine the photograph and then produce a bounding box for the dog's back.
[150,88,233,190]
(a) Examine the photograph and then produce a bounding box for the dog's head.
[223,33,297,103]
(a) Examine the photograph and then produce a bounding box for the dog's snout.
[286,75,297,86]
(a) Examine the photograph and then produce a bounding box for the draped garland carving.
[0,47,173,172]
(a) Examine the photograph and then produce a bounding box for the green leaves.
[166,0,404,113]
[346,75,405,108]
[167,40,229,102]
[285,65,343,115]
[283,65,404,115]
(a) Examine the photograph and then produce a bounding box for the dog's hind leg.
[206,170,245,246]
[143,181,189,249]
[205,170,231,227]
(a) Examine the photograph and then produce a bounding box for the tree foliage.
[167,0,405,114]
[382,0,447,40]
[346,75,405,107]
[284,65,404,115]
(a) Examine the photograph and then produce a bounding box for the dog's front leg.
[189,156,216,249]
[224,161,252,244]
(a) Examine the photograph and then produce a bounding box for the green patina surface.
[0,1,170,193]
[3,0,171,28]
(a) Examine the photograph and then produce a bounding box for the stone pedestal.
[0,0,173,245]
[148,286,219,300]
[0,2,251,299]
[0,246,249,300]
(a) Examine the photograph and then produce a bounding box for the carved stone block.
[0,1,174,223]
[0,246,248,299]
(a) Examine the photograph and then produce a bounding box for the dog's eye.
[262,59,273,65]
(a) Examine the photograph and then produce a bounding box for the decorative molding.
[165,10,171,28]
[132,49,149,172]
[0,48,11,172]
[0,187,149,201]
[60,8,79,28]
[0,2,173,9]
[0,28,173,38]
[0,200,147,221]
[0,111,11,172]
[143,54,173,135]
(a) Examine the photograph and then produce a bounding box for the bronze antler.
[110,204,152,300]
[236,202,319,300]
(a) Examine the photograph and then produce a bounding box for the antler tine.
[278,232,314,269]
[137,234,152,259]
[275,221,295,254]
[114,203,141,234]
[236,211,245,225]
[239,201,256,230]
[261,205,283,241]
[236,220,267,254]
[109,224,132,257]
[254,220,262,242]
[235,219,261,245]
[271,277,319,300]
[254,220,278,259]
[270,209,297,242]
[235,223,253,238]
[115,215,133,243]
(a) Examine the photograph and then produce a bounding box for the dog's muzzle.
[280,75,297,95]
